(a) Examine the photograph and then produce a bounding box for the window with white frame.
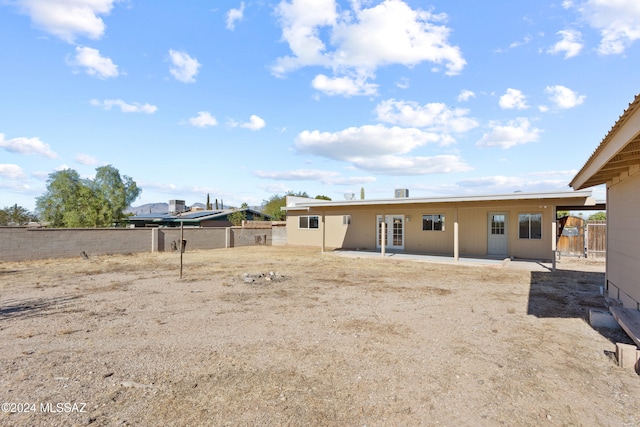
[518,214,542,239]
[299,215,319,229]
[423,214,445,231]
[343,215,351,225]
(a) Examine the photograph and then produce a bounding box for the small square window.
[518,214,542,239]
[299,215,319,229]
[423,214,445,231]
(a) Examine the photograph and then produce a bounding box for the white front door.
[488,213,508,256]
[377,215,404,250]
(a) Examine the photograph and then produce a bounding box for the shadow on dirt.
[528,269,634,345]
[0,296,79,321]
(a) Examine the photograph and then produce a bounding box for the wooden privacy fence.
[557,216,606,258]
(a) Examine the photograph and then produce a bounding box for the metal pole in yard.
[180,221,184,279]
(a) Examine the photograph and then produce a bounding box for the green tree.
[228,209,246,226]
[240,202,249,209]
[36,166,141,228]
[360,187,365,200]
[261,191,308,221]
[0,204,36,225]
[315,195,331,200]
[206,193,212,210]
[589,211,606,221]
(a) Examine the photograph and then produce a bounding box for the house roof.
[284,190,596,211]
[128,208,271,224]
[570,93,640,190]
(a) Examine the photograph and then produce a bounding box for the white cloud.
[494,35,533,53]
[375,99,478,135]
[456,174,571,193]
[188,111,218,127]
[351,154,472,175]
[226,2,245,30]
[168,49,201,83]
[272,0,465,95]
[241,115,266,131]
[476,118,541,149]
[312,74,378,97]
[547,29,583,58]
[577,0,640,54]
[254,169,375,185]
[457,89,475,102]
[254,169,338,181]
[499,88,528,110]
[11,0,118,43]
[90,99,157,114]
[295,124,440,160]
[545,85,586,109]
[395,77,410,89]
[0,133,57,158]
[75,153,99,165]
[69,46,119,79]
[293,123,471,175]
[0,164,26,180]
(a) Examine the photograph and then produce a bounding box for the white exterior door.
[488,213,508,256]
[377,215,405,250]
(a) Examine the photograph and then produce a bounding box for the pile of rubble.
[241,272,285,283]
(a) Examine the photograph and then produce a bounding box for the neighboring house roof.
[284,190,596,211]
[570,93,640,190]
[127,208,271,226]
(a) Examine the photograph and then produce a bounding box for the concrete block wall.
[157,228,228,252]
[1,227,151,261]
[0,226,274,262]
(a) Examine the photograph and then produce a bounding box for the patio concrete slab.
[329,250,553,272]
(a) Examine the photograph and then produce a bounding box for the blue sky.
[2,0,639,211]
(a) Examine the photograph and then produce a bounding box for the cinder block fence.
[0,225,278,262]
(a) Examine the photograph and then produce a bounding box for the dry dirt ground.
[0,246,638,426]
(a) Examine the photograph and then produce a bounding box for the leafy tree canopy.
[0,204,37,226]
[315,195,331,200]
[228,209,247,226]
[36,165,141,228]
[261,191,308,221]
[588,211,606,221]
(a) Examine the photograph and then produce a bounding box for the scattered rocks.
[241,271,285,284]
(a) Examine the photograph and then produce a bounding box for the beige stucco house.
[571,93,640,310]
[284,190,597,261]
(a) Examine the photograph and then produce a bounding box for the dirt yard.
[0,246,638,426]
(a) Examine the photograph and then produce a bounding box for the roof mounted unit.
[169,200,186,214]
[394,189,409,198]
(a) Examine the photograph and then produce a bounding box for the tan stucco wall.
[286,200,557,260]
[607,172,640,307]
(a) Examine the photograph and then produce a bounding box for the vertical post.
[180,222,184,279]
[551,214,557,272]
[605,186,609,294]
[454,208,459,262]
[151,228,158,253]
[321,212,326,254]
[225,227,230,248]
[381,218,386,257]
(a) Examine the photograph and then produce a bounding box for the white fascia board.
[282,190,594,210]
